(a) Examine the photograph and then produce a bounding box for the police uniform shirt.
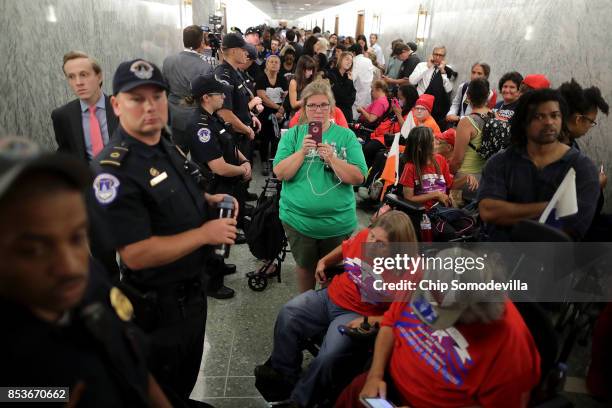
[0,262,150,407]
[214,61,252,126]
[91,127,210,286]
[187,108,225,165]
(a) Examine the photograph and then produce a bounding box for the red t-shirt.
[288,106,349,128]
[399,154,453,208]
[381,300,541,408]
[327,229,390,316]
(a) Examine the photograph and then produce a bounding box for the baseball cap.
[112,59,168,95]
[191,75,226,99]
[245,44,258,60]
[522,74,550,90]
[222,32,247,49]
[0,136,90,202]
[406,41,418,52]
[245,26,261,36]
[410,248,505,330]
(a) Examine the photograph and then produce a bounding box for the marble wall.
[0,0,194,149]
[300,0,612,210]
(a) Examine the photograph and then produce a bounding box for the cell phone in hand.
[360,397,398,408]
[308,121,323,144]
[392,98,400,108]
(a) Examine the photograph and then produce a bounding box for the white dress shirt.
[409,62,454,95]
[351,54,374,119]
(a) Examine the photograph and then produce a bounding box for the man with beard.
[478,89,600,241]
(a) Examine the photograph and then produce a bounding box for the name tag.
[150,171,168,187]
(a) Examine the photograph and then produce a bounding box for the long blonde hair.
[371,210,417,243]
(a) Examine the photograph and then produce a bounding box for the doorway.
[355,11,365,37]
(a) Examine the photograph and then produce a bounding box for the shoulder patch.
[197,128,212,143]
[99,145,129,167]
[93,173,120,204]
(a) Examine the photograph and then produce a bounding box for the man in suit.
[52,51,120,281]
[52,51,118,162]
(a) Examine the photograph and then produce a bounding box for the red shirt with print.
[381,300,541,408]
[327,229,389,316]
[399,153,453,209]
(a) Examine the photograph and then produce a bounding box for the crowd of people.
[1,20,610,408]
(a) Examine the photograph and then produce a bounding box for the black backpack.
[246,195,285,260]
[469,112,511,160]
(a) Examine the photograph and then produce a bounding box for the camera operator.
[91,58,238,407]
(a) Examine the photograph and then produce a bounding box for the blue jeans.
[270,288,361,407]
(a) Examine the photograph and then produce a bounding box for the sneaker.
[207,285,235,299]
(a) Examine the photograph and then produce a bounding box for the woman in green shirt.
[273,80,368,292]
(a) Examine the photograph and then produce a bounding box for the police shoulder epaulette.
[99,145,129,167]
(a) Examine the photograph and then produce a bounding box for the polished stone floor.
[190,159,606,408]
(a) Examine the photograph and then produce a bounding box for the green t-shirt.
[273,123,368,239]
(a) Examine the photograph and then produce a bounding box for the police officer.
[0,136,171,407]
[214,33,262,163]
[186,75,252,299]
[91,59,238,408]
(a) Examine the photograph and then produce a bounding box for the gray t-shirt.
[163,51,213,100]
[162,51,214,131]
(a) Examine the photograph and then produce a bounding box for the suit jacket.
[51,94,118,162]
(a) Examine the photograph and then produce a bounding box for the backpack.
[427,204,479,241]
[469,112,511,160]
[246,194,286,260]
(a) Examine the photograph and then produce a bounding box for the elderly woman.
[337,248,541,408]
[273,80,368,293]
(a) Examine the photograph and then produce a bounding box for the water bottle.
[420,213,433,242]
[214,196,235,258]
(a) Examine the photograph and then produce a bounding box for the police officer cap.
[0,136,90,201]
[222,33,247,49]
[245,44,258,60]
[191,75,226,99]
[112,58,169,95]
[245,26,261,37]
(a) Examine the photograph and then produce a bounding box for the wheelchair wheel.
[248,274,268,292]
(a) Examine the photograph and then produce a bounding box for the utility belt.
[118,274,206,331]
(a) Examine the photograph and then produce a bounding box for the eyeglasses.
[433,53,446,57]
[579,115,597,127]
[305,102,331,111]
